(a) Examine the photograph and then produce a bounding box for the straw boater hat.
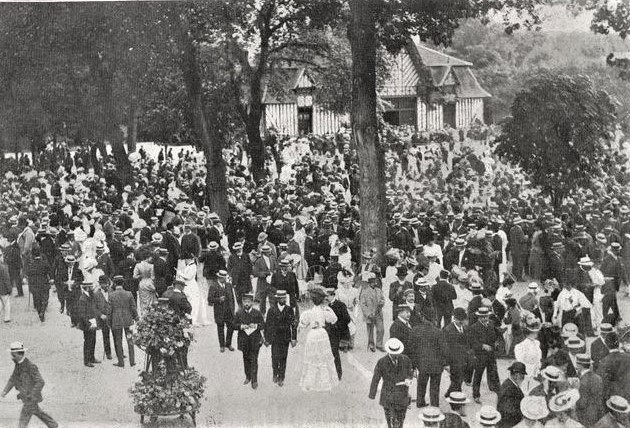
[476,306,492,317]
[476,406,501,426]
[9,342,27,353]
[275,290,288,299]
[607,396,630,414]
[567,337,585,350]
[576,354,592,367]
[419,406,445,423]
[541,365,564,382]
[549,389,580,413]
[561,323,579,338]
[577,256,594,267]
[384,338,404,355]
[596,233,607,244]
[446,391,470,405]
[600,323,614,335]
[521,396,550,420]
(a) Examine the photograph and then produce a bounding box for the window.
[382,97,417,128]
[298,107,313,135]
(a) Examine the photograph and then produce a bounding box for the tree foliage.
[494,71,617,208]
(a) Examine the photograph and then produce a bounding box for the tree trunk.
[127,96,139,153]
[246,115,266,182]
[349,0,387,262]
[178,17,230,222]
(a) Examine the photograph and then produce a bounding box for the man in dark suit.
[388,267,412,321]
[443,308,472,397]
[108,275,138,368]
[326,288,351,380]
[26,248,52,322]
[576,353,604,427]
[180,225,201,258]
[270,258,300,310]
[152,248,171,297]
[167,280,192,317]
[469,306,501,403]
[369,338,414,428]
[227,242,252,306]
[202,241,226,283]
[433,270,457,328]
[232,293,265,389]
[162,225,181,271]
[594,396,630,428]
[496,362,526,428]
[591,323,613,372]
[409,319,446,407]
[1,342,58,428]
[264,290,296,386]
[207,270,236,352]
[93,276,112,361]
[389,305,413,359]
[75,282,99,368]
[443,391,471,428]
[597,332,630,401]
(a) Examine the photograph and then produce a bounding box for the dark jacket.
[168,290,192,317]
[270,271,299,303]
[496,378,524,428]
[327,299,351,342]
[108,287,138,329]
[152,256,171,297]
[26,257,51,292]
[0,261,10,296]
[468,320,499,356]
[207,281,236,323]
[389,319,413,357]
[93,288,111,329]
[232,308,265,351]
[202,250,226,280]
[590,337,609,372]
[442,322,471,368]
[227,252,252,293]
[369,354,413,409]
[432,279,457,313]
[265,304,296,345]
[2,358,46,403]
[408,321,446,373]
[576,370,604,428]
[75,291,99,332]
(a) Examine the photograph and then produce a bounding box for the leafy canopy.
[495,70,617,198]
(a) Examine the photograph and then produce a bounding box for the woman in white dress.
[298,288,339,392]
[195,250,211,326]
[175,252,202,326]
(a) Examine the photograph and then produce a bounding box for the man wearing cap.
[75,281,100,367]
[575,354,604,427]
[1,342,58,428]
[469,306,501,403]
[109,275,138,368]
[497,362,526,428]
[227,242,253,306]
[233,293,265,389]
[368,338,413,428]
[389,267,412,321]
[264,290,297,386]
[207,270,236,353]
[594,396,630,428]
[94,275,113,361]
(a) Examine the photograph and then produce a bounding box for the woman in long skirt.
[176,252,202,326]
[298,287,339,392]
[195,251,211,326]
[133,249,156,318]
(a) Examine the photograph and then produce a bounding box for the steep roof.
[262,67,314,104]
[410,38,473,67]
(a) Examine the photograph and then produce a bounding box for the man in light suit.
[108,275,138,368]
[207,270,236,352]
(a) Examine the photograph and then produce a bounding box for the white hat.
[476,406,501,426]
[607,396,630,414]
[549,389,580,413]
[541,365,564,382]
[528,282,539,290]
[577,256,594,267]
[419,406,445,423]
[521,395,549,420]
[384,338,404,355]
[445,391,470,405]
[9,342,27,353]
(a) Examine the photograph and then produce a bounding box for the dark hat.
[242,293,255,300]
[507,361,527,375]
[395,304,412,314]
[173,280,187,288]
[309,287,327,299]
[397,266,408,277]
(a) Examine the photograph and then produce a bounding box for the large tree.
[494,71,617,210]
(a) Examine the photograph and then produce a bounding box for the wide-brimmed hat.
[596,233,607,244]
[561,323,579,338]
[8,342,27,353]
[607,396,630,414]
[257,232,268,242]
[577,256,594,267]
[600,323,614,334]
[476,306,492,317]
[567,337,585,350]
[309,287,327,299]
[549,389,580,413]
[419,406,445,423]
[384,338,404,355]
[512,216,523,225]
[476,406,501,426]
[446,391,470,405]
[525,318,542,333]
[507,361,527,375]
[217,270,228,279]
[521,396,549,420]
[541,365,564,382]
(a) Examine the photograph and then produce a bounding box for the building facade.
[261,40,490,136]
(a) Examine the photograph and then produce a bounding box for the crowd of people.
[0,126,630,428]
